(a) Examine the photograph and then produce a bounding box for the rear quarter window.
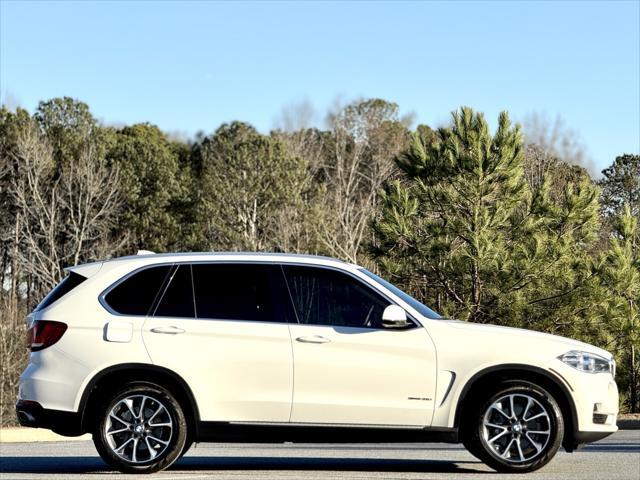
[103,265,172,316]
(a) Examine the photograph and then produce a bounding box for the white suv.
[17,252,618,474]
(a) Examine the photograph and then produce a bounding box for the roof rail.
[136,250,156,255]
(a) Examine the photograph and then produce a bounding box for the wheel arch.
[78,363,200,438]
[453,363,578,451]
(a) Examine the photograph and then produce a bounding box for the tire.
[93,382,188,474]
[462,435,484,461]
[463,380,564,473]
[179,439,194,459]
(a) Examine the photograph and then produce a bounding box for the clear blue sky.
[1,1,638,172]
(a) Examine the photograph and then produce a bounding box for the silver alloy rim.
[105,394,173,464]
[482,393,552,463]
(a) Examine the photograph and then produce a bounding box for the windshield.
[359,269,442,320]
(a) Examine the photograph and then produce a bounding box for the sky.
[1,0,639,172]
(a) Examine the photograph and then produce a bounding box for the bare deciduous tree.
[11,123,62,293]
[197,122,315,253]
[0,299,27,425]
[523,143,558,192]
[318,99,411,264]
[523,112,596,174]
[60,143,124,266]
[273,99,317,132]
[10,121,123,303]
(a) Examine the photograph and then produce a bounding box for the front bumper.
[15,400,83,437]
[573,430,616,445]
[548,360,618,450]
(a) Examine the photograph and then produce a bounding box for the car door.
[142,262,294,423]
[283,264,437,427]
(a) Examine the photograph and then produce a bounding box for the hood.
[440,319,613,360]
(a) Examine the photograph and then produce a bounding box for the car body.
[17,252,619,473]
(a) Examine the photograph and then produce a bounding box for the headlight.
[559,350,614,376]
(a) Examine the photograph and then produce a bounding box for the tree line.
[0,97,638,424]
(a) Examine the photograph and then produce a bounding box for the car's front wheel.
[93,382,188,474]
[464,380,564,473]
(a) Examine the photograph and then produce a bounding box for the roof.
[123,251,349,263]
[66,252,356,276]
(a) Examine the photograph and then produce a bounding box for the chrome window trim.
[279,262,420,330]
[99,259,421,330]
[100,260,288,322]
[98,262,175,317]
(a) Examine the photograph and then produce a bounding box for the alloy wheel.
[104,394,173,463]
[481,393,552,463]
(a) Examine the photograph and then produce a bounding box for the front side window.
[191,263,285,322]
[104,265,172,316]
[282,265,389,328]
[358,268,441,319]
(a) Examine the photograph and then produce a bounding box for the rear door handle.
[150,326,185,335]
[296,335,330,344]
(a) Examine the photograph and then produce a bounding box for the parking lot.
[0,429,638,480]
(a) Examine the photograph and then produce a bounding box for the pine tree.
[372,107,602,332]
[599,154,640,217]
[596,206,639,412]
[373,107,528,322]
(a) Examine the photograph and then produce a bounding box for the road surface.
[1,429,638,479]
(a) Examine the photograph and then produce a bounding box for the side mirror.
[381,305,411,329]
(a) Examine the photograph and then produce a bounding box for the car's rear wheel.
[464,380,564,473]
[93,382,187,474]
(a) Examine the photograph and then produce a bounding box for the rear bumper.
[15,400,84,437]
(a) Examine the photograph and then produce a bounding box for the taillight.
[27,321,67,352]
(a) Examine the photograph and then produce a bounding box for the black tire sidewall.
[470,381,564,473]
[93,382,188,474]
[180,439,194,458]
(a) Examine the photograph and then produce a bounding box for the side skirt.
[196,422,459,444]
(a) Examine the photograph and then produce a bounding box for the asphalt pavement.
[0,430,638,480]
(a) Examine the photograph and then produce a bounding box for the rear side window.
[104,265,172,316]
[35,272,87,311]
[154,265,195,318]
[191,263,287,322]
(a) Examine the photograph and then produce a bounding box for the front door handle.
[296,335,330,344]
[150,326,185,335]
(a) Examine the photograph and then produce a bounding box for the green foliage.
[194,122,315,252]
[0,96,638,412]
[599,153,640,217]
[375,108,526,321]
[592,207,639,412]
[34,97,102,167]
[106,123,187,252]
[373,107,602,335]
